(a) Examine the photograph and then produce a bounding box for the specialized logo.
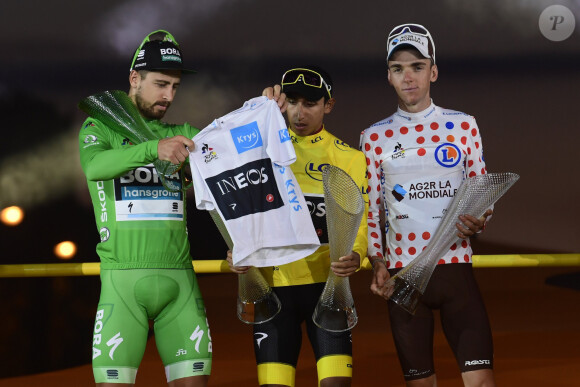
[392,184,407,202]
[193,362,205,372]
[201,143,218,163]
[434,143,461,168]
[230,121,263,154]
[254,332,268,349]
[305,162,330,181]
[206,158,283,220]
[107,333,124,360]
[106,369,119,379]
[190,325,206,354]
[396,214,409,220]
[278,128,291,143]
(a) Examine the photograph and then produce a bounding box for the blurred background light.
[1,206,24,226]
[54,241,77,260]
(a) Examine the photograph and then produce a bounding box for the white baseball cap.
[387,23,436,64]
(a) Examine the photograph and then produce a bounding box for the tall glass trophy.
[208,210,281,324]
[78,90,183,191]
[312,165,365,332]
[387,172,520,315]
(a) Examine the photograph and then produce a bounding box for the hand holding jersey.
[78,89,190,192]
[79,30,213,386]
[188,96,320,268]
[247,66,368,387]
[158,135,194,165]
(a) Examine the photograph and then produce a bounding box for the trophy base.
[312,305,358,332]
[389,276,422,315]
[237,292,281,325]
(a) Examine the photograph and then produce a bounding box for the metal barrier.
[0,254,578,278]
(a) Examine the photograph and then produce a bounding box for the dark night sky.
[1,0,579,260]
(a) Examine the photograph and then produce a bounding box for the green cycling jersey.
[79,117,200,269]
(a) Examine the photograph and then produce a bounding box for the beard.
[135,91,170,120]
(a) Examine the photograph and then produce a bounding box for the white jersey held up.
[360,101,487,269]
[189,96,320,267]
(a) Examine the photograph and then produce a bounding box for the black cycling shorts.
[388,263,494,380]
[253,282,352,384]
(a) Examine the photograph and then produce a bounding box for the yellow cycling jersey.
[260,126,369,287]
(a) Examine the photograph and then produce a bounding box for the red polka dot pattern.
[361,110,484,266]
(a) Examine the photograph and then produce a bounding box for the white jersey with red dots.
[359,101,487,269]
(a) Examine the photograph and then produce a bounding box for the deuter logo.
[230,121,263,154]
[206,159,283,220]
[435,143,461,168]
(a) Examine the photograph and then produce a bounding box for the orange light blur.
[1,206,24,226]
[54,241,77,260]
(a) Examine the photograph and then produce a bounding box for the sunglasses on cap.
[281,68,332,99]
[129,29,179,72]
[387,23,435,63]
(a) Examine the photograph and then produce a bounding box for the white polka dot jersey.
[359,101,487,269]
